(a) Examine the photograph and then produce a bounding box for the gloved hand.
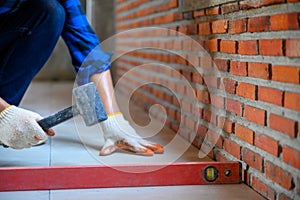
[0,105,54,149]
[99,113,164,156]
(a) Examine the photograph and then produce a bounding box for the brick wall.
[114,0,300,199]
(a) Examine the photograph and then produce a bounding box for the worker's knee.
[24,0,65,34]
[37,0,65,30]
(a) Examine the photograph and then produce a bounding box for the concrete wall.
[35,0,115,81]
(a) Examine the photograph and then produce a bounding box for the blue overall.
[0,0,111,105]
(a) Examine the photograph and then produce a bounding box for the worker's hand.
[99,113,164,156]
[0,105,54,149]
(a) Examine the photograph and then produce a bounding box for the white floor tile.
[0,191,49,200]
[0,141,50,167]
[50,184,264,200]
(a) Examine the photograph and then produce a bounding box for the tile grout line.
[49,82,53,200]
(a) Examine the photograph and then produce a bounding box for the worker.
[0,0,163,156]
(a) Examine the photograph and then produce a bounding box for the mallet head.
[73,82,107,126]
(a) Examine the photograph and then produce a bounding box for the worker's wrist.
[0,98,11,112]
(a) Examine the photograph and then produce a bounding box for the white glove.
[99,113,164,156]
[0,105,48,149]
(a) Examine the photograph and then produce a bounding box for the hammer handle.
[37,106,77,130]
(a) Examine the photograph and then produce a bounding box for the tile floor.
[0,81,265,200]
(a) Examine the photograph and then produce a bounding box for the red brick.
[224,120,234,134]
[214,59,229,72]
[240,0,261,9]
[236,82,256,100]
[192,72,203,84]
[248,62,270,79]
[167,107,176,119]
[220,40,237,54]
[258,87,283,106]
[224,139,240,159]
[200,56,213,69]
[244,105,266,125]
[288,0,300,2]
[193,10,205,18]
[185,117,196,132]
[198,22,211,36]
[242,147,263,171]
[255,134,279,156]
[212,20,228,34]
[168,0,178,8]
[215,151,230,162]
[284,92,300,112]
[196,124,208,139]
[226,99,242,116]
[278,193,293,200]
[261,0,285,6]
[187,54,199,67]
[192,134,202,148]
[239,0,284,8]
[174,12,183,21]
[183,12,193,20]
[206,130,223,148]
[282,145,300,169]
[272,65,300,84]
[269,114,297,137]
[160,12,176,24]
[210,94,224,109]
[183,39,193,51]
[248,16,269,32]
[196,89,210,104]
[186,24,198,35]
[205,39,218,52]
[266,161,293,190]
[203,109,211,123]
[205,6,220,15]
[179,127,191,141]
[235,124,254,145]
[230,61,247,76]
[229,18,247,34]
[286,39,300,57]
[259,39,283,56]
[192,105,202,120]
[238,40,258,55]
[251,176,276,200]
[204,76,218,88]
[218,116,234,133]
[270,13,299,31]
[221,2,239,14]
[174,55,187,65]
[222,78,237,94]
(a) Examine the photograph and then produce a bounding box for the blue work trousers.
[0,0,66,105]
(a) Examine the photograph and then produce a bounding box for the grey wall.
[35,0,115,81]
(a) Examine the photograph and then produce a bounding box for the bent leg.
[0,0,66,105]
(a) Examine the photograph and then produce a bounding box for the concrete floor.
[0,81,265,200]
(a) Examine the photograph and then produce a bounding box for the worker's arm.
[58,0,111,86]
[59,0,163,155]
[90,71,164,156]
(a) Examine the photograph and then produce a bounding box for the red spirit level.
[0,161,241,191]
